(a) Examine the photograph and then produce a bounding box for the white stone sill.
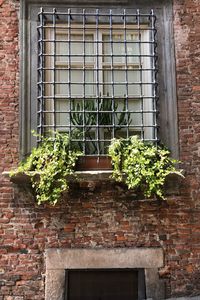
[2,170,113,185]
[3,170,184,197]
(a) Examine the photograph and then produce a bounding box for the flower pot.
[76,156,112,171]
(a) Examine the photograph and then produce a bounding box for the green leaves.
[11,132,183,204]
[108,136,183,199]
[11,132,82,205]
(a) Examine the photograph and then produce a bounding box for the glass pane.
[114,98,142,126]
[128,99,142,126]
[70,35,84,63]
[103,33,139,64]
[55,70,69,95]
[71,70,83,96]
[85,35,94,63]
[85,71,96,96]
[103,69,140,97]
[103,70,126,97]
[70,70,95,97]
[55,69,95,97]
[56,33,69,63]
[127,69,140,96]
[55,99,70,126]
[70,99,97,130]
[55,33,94,63]
[70,34,94,63]
[126,33,140,64]
[103,34,125,64]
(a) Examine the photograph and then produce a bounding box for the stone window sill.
[2,170,113,184]
[3,170,112,185]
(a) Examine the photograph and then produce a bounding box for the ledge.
[3,170,184,197]
[2,170,113,185]
[46,248,164,269]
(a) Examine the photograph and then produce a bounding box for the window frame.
[45,248,165,300]
[41,19,157,156]
[20,0,179,159]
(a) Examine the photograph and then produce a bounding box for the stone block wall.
[0,0,200,299]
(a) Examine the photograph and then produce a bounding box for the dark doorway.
[64,269,146,300]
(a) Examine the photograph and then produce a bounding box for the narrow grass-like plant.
[10,132,82,205]
[108,136,183,199]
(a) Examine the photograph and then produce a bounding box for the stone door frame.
[45,248,165,300]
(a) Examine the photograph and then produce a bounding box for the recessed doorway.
[64,268,145,300]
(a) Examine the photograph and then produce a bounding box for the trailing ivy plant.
[108,136,183,199]
[10,132,82,205]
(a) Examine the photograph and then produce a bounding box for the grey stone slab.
[166,297,200,300]
[145,268,165,300]
[46,248,164,270]
[45,269,65,300]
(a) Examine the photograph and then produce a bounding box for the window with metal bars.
[37,8,158,158]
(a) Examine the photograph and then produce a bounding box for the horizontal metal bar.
[38,11,156,18]
[39,124,158,128]
[38,27,156,33]
[37,95,159,99]
[38,82,158,86]
[38,111,158,114]
[38,39,156,45]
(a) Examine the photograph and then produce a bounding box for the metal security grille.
[37,8,158,156]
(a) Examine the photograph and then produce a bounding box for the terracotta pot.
[76,156,112,171]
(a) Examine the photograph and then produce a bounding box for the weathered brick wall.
[0,0,200,299]
[174,0,200,206]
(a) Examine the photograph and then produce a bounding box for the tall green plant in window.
[70,98,131,154]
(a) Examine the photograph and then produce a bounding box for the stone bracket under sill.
[3,170,184,196]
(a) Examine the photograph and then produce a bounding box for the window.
[21,0,178,160]
[37,8,158,157]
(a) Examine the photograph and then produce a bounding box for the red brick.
[0,0,200,299]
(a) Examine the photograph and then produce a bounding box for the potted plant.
[10,131,82,205]
[108,136,184,199]
[70,98,131,170]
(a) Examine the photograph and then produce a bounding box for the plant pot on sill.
[76,156,112,171]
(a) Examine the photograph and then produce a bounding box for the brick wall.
[0,0,200,299]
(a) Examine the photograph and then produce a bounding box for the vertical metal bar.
[150,9,158,143]
[109,9,115,140]
[96,9,100,156]
[82,9,86,155]
[52,8,56,135]
[38,7,45,142]
[123,9,129,139]
[37,9,42,141]
[68,9,72,140]
[136,9,144,141]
